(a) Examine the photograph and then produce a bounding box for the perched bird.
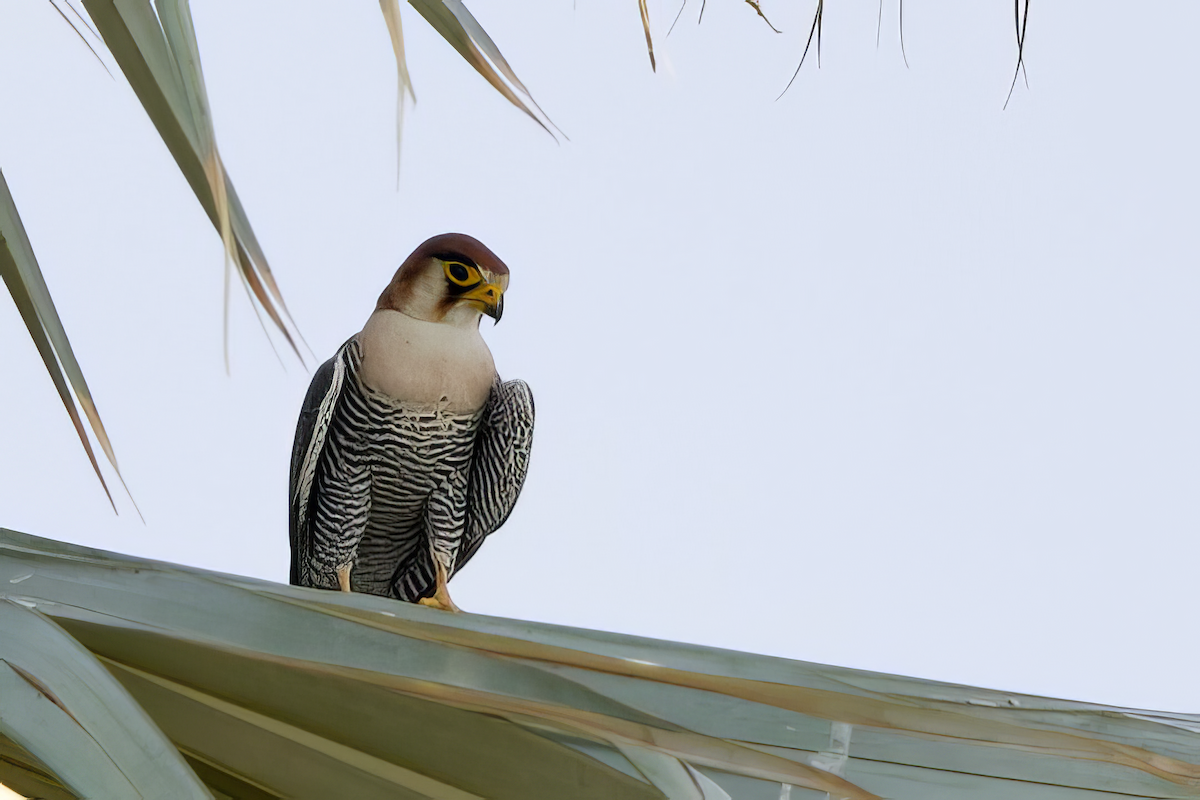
[288,233,534,611]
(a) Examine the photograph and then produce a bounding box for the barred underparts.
[289,337,534,602]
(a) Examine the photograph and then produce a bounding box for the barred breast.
[346,367,483,596]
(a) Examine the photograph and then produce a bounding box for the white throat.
[357,309,496,413]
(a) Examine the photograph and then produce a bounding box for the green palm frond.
[407,0,558,138]
[0,599,210,799]
[46,0,113,77]
[0,171,131,514]
[2,529,1198,800]
[79,0,304,366]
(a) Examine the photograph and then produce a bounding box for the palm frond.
[78,0,304,365]
[380,0,417,188]
[0,171,132,515]
[46,0,113,77]
[668,0,688,38]
[1004,0,1032,109]
[682,1,779,36]
[0,599,211,798]
[408,0,559,139]
[743,1,781,34]
[779,0,824,98]
[3,528,1199,800]
[639,0,656,72]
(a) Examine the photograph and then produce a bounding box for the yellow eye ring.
[443,261,479,286]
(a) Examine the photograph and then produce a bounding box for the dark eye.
[448,263,470,282]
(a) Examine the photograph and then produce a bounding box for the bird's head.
[376,233,510,326]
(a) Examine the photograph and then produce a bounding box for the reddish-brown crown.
[376,233,509,312]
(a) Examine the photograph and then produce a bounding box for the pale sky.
[1,0,1197,716]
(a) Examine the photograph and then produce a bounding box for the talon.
[418,595,459,612]
[418,558,462,612]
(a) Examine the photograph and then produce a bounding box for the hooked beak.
[460,277,506,322]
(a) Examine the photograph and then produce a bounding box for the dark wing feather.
[454,378,536,576]
[288,340,352,585]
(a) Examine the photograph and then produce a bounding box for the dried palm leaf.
[779,0,823,98]
[639,0,656,71]
[380,0,417,187]
[1004,0,1032,109]
[742,1,780,33]
[875,0,911,68]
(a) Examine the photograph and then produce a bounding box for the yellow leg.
[336,563,352,593]
[417,559,462,613]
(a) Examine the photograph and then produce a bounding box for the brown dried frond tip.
[744,0,781,33]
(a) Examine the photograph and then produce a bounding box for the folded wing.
[455,378,536,575]
[288,339,354,586]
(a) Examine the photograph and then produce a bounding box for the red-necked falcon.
[288,233,534,612]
